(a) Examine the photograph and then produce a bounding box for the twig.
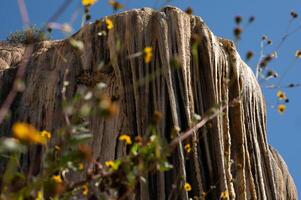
[255,40,264,79]
[42,0,74,31]
[62,68,71,126]
[169,97,240,149]
[17,0,30,28]
[276,58,297,87]
[0,0,33,125]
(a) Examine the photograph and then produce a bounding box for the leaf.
[0,138,26,153]
[130,143,140,156]
[158,161,173,172]
[69,38,84,51]
[2,153,21,185]
[68,134,92,145]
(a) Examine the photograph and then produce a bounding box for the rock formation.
[0,6,297,199]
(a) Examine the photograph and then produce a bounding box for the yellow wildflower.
[12,122,46,144]
[144,46,153,63]
[277,104,286,114]
[220,190,229,199]
[184,182,192,191]
[36,190,43,200]
[276,90,286,100]
[105,160,114,168]
[82,184,89,196]
[82,0,96,6]
[41,130,51,140]
[105,18,113,30]
[105,160,121,170]
[78,163,84,170]
[184,144,191,153]
[52,175,63,184]
[119,134,132,145]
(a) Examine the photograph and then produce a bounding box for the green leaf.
[2,153,21,185]
[0,138,26,153]
[158,161,173,172]
[112,159,121,170]
[130,144,140,156]
[68,133,92,145]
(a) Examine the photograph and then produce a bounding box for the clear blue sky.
[1,0,300,196]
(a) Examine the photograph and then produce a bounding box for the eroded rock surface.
[0,6,297,199]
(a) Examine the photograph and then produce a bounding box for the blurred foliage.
[0,76,177,199]
[1,0,301,199]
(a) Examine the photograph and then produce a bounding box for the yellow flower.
[105,160,121,170]
[36,190,43,200]
[276,90,286,100]
[144,46,153,63]
[277,104,286,114]
[184,182,192,191]
[105,160,114,168]
[105,18,113,30]
[184,144,191,153]
[12,123,46,144]
[41,130,51,140]
[119,134,132,145]
[220,190,229,199]
[51,175,63,184]
[82,184,89,196]
[82,0,96,6]
[78,163,84,170]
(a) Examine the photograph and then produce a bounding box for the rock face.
[0,6,297,200]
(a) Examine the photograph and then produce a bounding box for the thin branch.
[62,68,71,126]
[255,40,264,79]
[43,0,74,31]
[276,58,297,87]
[169,97,240,149]
[17,0,30,28]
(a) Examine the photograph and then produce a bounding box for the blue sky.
[1,0,300,196]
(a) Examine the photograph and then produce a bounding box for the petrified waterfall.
[0,6,297,200]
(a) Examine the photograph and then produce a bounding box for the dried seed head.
[233,27,243,40]
[290,10,298,18]
[246,51,254,60]
[259,60,267,68]
[86,14,91,21]
[248,16,255,23]
[235,15,242,24]
[267,70,278,78]
[185,7,193,15]
[261,35,268,40]
[152,111,162,124]
[264,54,273,62]
[295,50,301,58]
[108,0,124,11]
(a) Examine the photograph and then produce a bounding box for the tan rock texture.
[0,6,297,200]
